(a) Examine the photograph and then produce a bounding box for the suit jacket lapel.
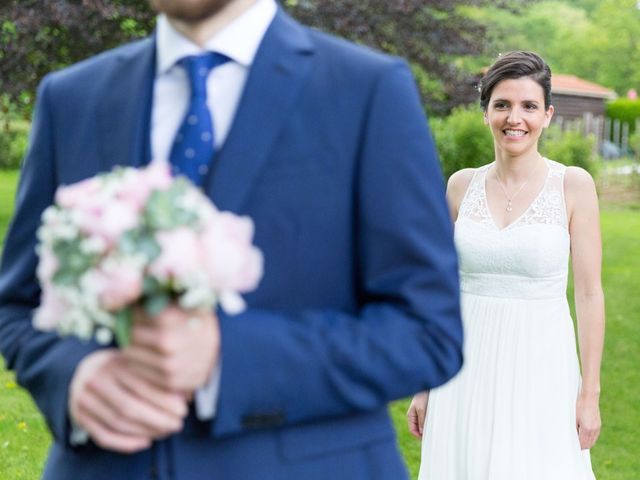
[205,10,315,212]
[96,37,156,172]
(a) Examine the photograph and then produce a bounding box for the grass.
[0,363,52,479]
[0,170,19,239]
[0,170,639,479]
[0,170,51,479]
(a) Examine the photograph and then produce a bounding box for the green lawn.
[0,170,19,239]
[0,169,52,479]
[1,170,638,479]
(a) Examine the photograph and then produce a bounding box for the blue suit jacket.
[0,9,462,480]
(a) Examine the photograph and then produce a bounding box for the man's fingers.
[70,349,187,450]
[117,364,188,418]
[75,384,152,437]
[79,413,151,454]
[122,346,185,391]
[90,376,185,436]
[81,370,184,437]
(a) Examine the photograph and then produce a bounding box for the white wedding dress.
[419,159,595,479]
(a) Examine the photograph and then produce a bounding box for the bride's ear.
[543,105,554,128]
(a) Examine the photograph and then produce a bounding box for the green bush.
[606,98,640,135]
[0,119,29,169]
[430,107,598,179]
[430,105,494,180]
[540,124,597,175]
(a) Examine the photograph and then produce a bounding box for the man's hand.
[406,391,429,440]
[122,305,220,394]
[69,349,188,453]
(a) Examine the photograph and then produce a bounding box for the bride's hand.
[576,392,601,449]
[406,391,429,439]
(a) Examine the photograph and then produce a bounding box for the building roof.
[552,74,617,100]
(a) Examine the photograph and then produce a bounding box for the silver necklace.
[493,159,543,212]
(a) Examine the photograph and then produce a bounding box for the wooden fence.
[553,113,638,157]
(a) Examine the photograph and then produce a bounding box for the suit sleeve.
[211,60,463,437]
[0,77,101,445]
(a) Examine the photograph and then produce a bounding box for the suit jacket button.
[241,413,285,429]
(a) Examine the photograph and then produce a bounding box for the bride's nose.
[506,108,522,124]
[506,107,523,124]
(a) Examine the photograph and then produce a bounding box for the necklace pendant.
[506,201,513,212]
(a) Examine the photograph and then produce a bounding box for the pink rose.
[77,199,139,248]
[141,162,173,191]
[94,263,144,311]
[116,163,172,212]
[201,213,263,293]
[149,227,203,283]
[55,176,102,209]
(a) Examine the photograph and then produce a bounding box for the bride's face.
[150,0,236,21]
[484,77,554,158]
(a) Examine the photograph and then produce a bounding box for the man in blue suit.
[0,0,463,478]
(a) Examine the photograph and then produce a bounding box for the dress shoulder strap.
[457,164,493,225]
[517,158,569,229]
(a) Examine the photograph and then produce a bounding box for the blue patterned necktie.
[169,52,230,186]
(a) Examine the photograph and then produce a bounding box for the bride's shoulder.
[563,165,597,205]
[446,167,479,196]
[446,167,482,215]
[563,165,595,185]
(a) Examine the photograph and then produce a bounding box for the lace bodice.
[455,159,570,299]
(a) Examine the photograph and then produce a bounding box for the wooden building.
[551,74,616,123]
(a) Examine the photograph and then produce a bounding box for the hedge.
[0,119,29,169]
[430,106,598,180]
[606,98,640,136]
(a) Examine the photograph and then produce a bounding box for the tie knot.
[180,52,230,98]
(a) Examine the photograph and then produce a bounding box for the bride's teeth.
[505,129,525,136]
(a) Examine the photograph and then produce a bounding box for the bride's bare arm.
[565,166,605,449]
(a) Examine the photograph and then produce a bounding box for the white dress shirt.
[152,0,277,419]
[152,0,277,162]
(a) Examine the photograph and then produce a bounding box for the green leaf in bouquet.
[119,228,161,261]
[144,292,171,317]
[142,275,163,295]
[114,308,133,347]
[144,181,198,230]
[51,239,97,285]
[119,229,140,254]
[52,268,78,286]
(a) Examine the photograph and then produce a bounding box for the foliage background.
[1,0,639,479]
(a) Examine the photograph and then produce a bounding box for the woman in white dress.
[407,51,605,479]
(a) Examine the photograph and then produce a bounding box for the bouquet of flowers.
[33,163,263,346]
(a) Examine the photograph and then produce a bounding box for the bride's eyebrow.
[492,98,540,104]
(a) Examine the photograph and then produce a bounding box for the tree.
[0,0,523,118]
[0,0,155,118]
[282,0,512,114]
[587,0,640,95]
[471,0,640,96]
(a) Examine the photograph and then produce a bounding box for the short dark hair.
[479,51,552,111]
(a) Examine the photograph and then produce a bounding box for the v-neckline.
[483,158,550,232]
